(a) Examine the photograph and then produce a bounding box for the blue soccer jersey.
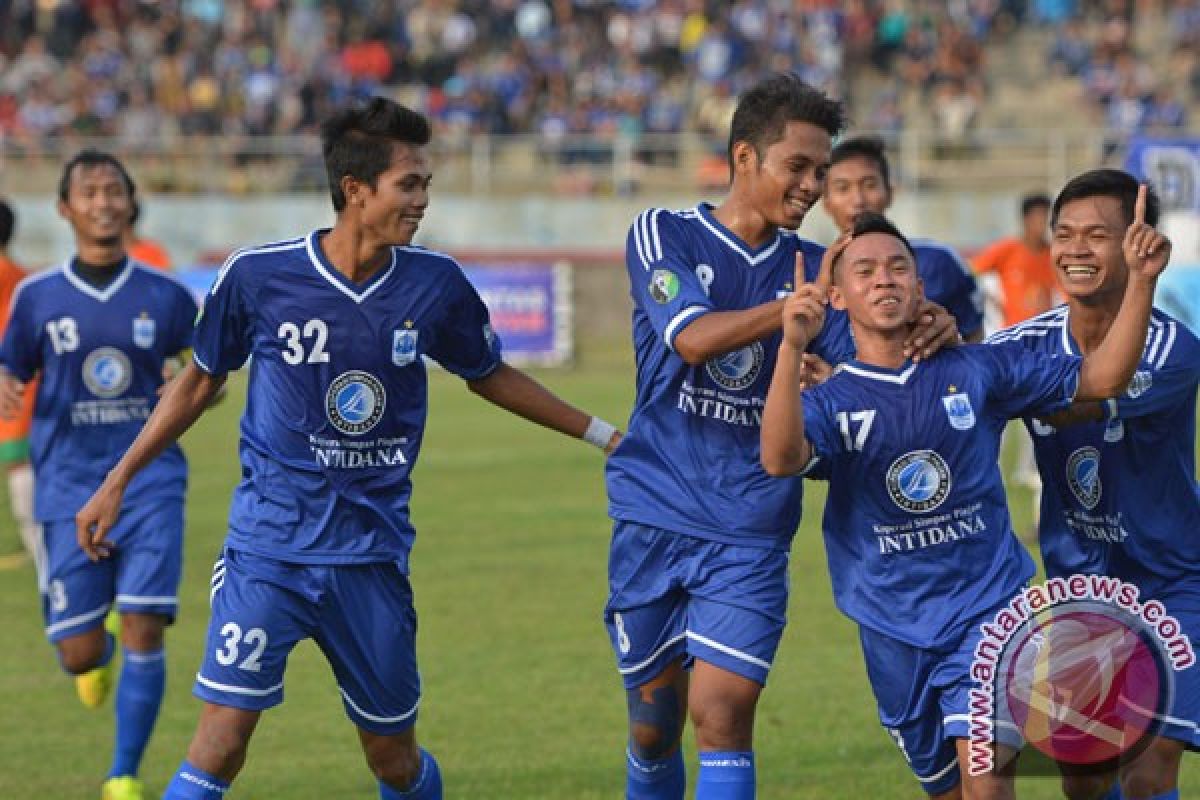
[193,231,501,567]
[0,260,196,520]
[911,239,984,339]
[800,343,1082,648]
[990,306,1200,583]
[605,203,854,548]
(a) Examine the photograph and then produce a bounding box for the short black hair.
[1052,169,1159,228]
[830,135,891,190]
[0,199,13,248]
[727,73,846,174]
[833,211,917,277]
[321,96,433,212]
[58,149,136,203]
[1021,193,1051,217]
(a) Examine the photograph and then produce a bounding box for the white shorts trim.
[685,630,772,670]
[116,594,178,606]
[916,755,959,784]
[195,673,284,697]
[44,603,111,636]
[339,687,419,724]
[617,633,687,675]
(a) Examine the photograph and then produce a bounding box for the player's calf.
[1119,735,1184,800]
[626,665,687,800]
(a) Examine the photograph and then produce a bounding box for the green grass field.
[0,337,1194,799]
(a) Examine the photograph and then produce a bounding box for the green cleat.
[101,775,144,800]
[75,609,119,709]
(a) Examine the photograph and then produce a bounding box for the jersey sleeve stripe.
[632,213,650,269]
[192,349,216,374]
[648,208,663,261]
[664,305,708,350]
[1145,317,1164,366]
[1156,320,1177,369]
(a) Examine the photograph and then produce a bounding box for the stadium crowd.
[0,0,1195,157]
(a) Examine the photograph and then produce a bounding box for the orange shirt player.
[0,199,39,562]
[973,193,1057,327]
[124,199,171,270]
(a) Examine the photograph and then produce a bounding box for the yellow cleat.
[76,608,120,709]
[101,775,144,800]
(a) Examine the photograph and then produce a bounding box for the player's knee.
[56,636,106,674]
[366,745,422,790]
[627,685,684,760]
[120,612,167,651]
[690,700,754,749]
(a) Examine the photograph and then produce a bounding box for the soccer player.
[0,198,39,563]
[603,74,959,800]
[991,170,1197,800]
[759,208,1167,799]
[123,199,172,271]
[821,134,985,341]
[74,97,621,800]
[0,152,200,800]
[974,192,1058,330]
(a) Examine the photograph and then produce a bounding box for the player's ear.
[56,197,70,221]
[731,140,756,176]
[340,175,366,210]
[829,285,848,311]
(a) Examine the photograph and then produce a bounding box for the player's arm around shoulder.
[76,361,226,561]
[466,362,622,454]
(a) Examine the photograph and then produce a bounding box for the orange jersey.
[0,255,35,446]
[128,238,171,270]
[972,238,1057,327]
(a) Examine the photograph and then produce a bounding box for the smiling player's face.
[1051,195,1129,302]
[831,232,923,333]
[739,120,831,231]
[359,143,432,247]
[57,164,132,249]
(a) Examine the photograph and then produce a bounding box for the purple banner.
[461,263,573,366]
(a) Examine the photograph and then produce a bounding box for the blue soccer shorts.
[604,521,788,689]
[196,546,421,735]
[40,499,184,643]
[1121,576,1200,749]
[859,606,1025,797]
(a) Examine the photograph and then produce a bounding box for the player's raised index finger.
[794,251,808,288]
[1134,183,1147,226]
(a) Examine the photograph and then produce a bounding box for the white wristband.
[583,416,618,450]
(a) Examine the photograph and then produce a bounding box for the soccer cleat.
[101,775,144,800]
[76,609,119,709]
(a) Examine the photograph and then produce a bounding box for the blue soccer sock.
[1099,782,1121,800]
[379,748,442,799]
[696,751,755,800]
[163,760,230,799]
[1147,790,1178,800]
[108,647,166,778]
[626,747,685,800]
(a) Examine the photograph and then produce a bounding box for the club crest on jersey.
[82,347,132,399]
[705,342,764,391]
[1067,446,1101,510]
[649,269,679,304]
[942,392,976,431]
[325,370,386,435]
[1126,369,1152,399]
[886,450,952,513]
[133,315,155,349]
[392,329,419,366]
